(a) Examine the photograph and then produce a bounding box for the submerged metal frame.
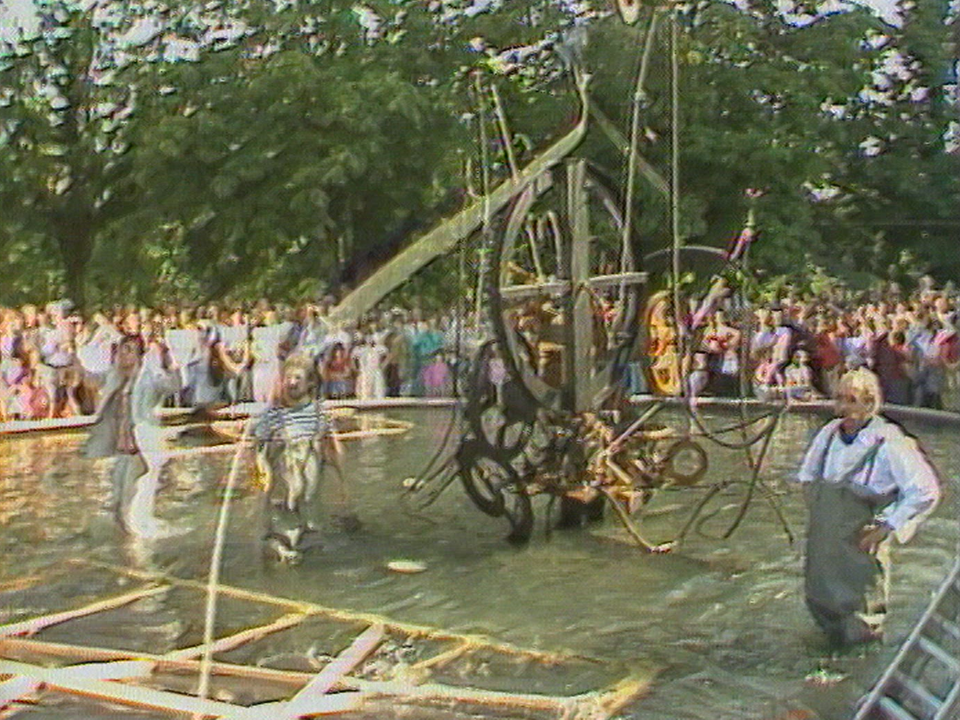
[0,558,653,719]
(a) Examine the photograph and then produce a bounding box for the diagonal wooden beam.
[281,624,383,716]
[0,586,168,638]
[165,613,309,661]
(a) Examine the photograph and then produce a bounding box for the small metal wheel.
[458,445,534,544]
[662,438,709,487]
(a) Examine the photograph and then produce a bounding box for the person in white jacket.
[795,367,941,644]
[85,335,181,538]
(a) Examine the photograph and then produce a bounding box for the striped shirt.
[254,401,331,444]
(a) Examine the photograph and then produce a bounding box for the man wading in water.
[254,354,355,563]
[796,368,941,645]
[85,334,181,538]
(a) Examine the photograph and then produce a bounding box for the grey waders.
[805,434,896,645]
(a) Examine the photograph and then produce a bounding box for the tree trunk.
[55,219,95,311]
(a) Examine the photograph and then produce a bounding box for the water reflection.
[0,409,957,720]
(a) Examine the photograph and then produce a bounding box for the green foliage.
[0,0,956,309]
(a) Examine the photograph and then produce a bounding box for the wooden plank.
[0,659,291,719]
[46,660,154,682]
[166,614,309,661]
[499,280,573,299]
[410,642,471,672]
[0,675,40,705]
[284,625,383,713]
[351,676,595,714]
[587,271,649,290]
[0,586,168,638]
[567,158,593,414]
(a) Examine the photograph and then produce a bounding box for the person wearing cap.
[795,368,941,644]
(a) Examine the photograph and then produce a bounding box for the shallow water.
[1,408,957,720]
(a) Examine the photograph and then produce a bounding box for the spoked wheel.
[458,444,534,544]
[488,162,647,415]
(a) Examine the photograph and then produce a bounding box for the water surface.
[1,408,957,719]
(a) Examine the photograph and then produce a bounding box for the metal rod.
[489,82,520,180]
[621,9,661,267]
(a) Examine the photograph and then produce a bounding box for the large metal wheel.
[487,161,648,416]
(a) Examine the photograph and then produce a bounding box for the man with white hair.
[795,368,941,644]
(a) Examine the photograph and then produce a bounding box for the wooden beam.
[0,586,168,638]
[586,271,649,290]
[165,614,309,661]
[567,158,593,414]
[43,660,154,682]
[409,642,471,672]
[270,624,383,718]
[499,280,573,300]
[0,675,40,705]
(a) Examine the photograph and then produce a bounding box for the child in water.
[254,354,357,563]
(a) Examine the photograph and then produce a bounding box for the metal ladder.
[853,558,960,720]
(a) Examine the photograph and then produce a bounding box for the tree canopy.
[1,0,956,308]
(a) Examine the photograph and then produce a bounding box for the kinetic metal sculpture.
[330,5,789,551]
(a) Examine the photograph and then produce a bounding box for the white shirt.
[219,323,249,353]
[166,328,200,368]
[251,324,285,364]
[797,416,941,541]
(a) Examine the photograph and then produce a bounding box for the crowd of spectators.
[685,279,959,410]
[1,277,957,423]
[0,299,468,422]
